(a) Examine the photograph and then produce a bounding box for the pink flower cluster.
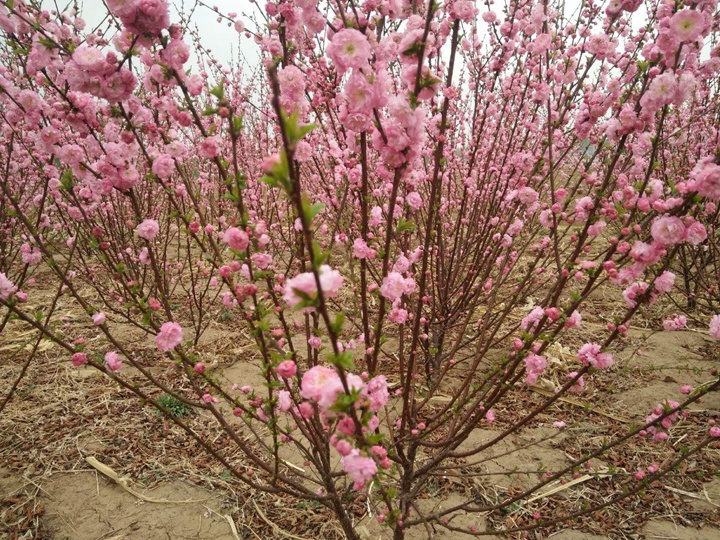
[326,28,371,73]
[710,315,720,340]
[689,158,720,200]
[577,343,614,370]
[107,0,170,36]
[285,366,390,489]
[223,227,249,251]
[642,400,681,442]
[105,351,122,371]
[284,266,343,307]
[0,272,17,301]
[136,219,160,240]
[379,271,415,302]
[524,354,547,385]
[662,314,687,331]
[65,45,137,102]
[352,238,376,260]
[156,321,183,352]
[152,154,175,180]
[278,65,307,114]
[341,450,378,490]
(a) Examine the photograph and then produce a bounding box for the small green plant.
[156,393,195,418]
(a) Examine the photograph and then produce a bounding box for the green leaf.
[259,175,279,188]
[332,351,355,370]
[329,392,356,413]
[311,241,328,267]
[304,201,324,223]
[60,169,74,190]
[366,433,385,445]
[231,115,243,136]
[209,81,225,100]
[396,217,415,233]
[331,312,345,334]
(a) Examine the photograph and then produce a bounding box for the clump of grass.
[155,393,195,418]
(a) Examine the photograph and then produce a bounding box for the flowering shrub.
[0,0,719,537]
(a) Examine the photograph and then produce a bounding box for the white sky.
[47,0,260,69]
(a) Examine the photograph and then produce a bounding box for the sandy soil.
[2,322,720,539]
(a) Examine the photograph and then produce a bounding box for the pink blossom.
[653,271,675,293]
[152,153,175,179]
[710,314,720,340]
[161,38,190,70]
[521,306,545,332]
[565,310,582,329]
[72,45,106,72]
[136,219,160,240]
[301,366,341,409]
[450,1,476,22]
[680,385,693,395]
[337,417,356,435]
[326,29,371,73]
[105,351,122,371]
[545,307,561,321]
[332,436,354,456]
[343,71,381,114]
[669,10,705,43]
[302,367,365,410]
[388,308,408,324]
[380,271,415,302]
[276,360,297,378]
[284,265,344,306]
[566,372,585,394]
[113,0,170,35]
[278,390,292,412]
[685,221,707,245]
[200,136,221,158]
[525,354,547,385]
[394,256,411,273]
[156,321,183,351]
[577,343,614,369]
[645,400,680,440]
[72,353,88,367]
[92,312,106,325]
[585,33,615,59]
[694,162,720,200]
[651,216,685,245]
[0,272,17,301]
[710,426,720,438]
[223,227,249,251]
[251,252,273,269]
[623,281,649,308]
[663,314,687,331]
[366,375,389,412]
[353,238,376,260]
[278,65,306,113]
[405,191,422,210]
[20,245,41,266]
[341,450,377,490]
[641,73,679,111]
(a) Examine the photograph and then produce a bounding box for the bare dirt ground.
[2,310,720,539]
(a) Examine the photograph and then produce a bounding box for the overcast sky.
[53,0,260,69]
